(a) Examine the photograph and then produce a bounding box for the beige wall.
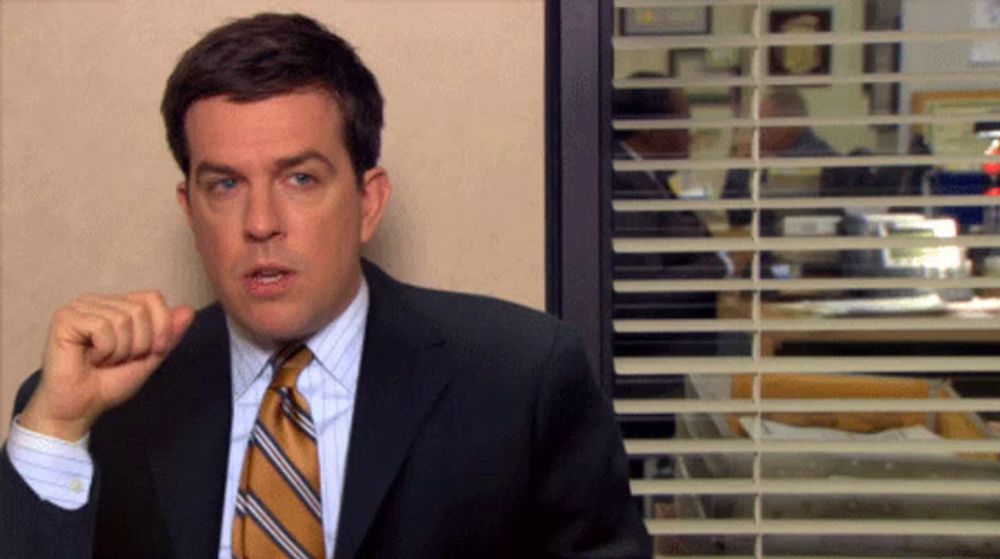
[0,1,545,437]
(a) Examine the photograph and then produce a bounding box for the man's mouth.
[251,269,289,283]
[242,265,296,296]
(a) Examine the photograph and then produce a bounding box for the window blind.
[609,0,1000,557]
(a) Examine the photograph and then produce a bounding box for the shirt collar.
[619,139,668,185]
[783,128,834,157]
[227,279,370,399]
[619,140,642,161]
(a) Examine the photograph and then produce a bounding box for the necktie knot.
[270,343,314,390]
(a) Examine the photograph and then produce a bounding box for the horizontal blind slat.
[613,154,1000,172]
[625,439,1000,456]
[615,0,866,7]
[649,557,985,559]
[614,356,1000,375]
[645,519,1000,536]
[652,556,754,559]
[615,398,1000,415]
[614,317,1000,334]
[630,478,1000,496]
[616,318,752,333]
[613,234,1000,253]
[614,70,1000,90]
[614,29,1000,50]
[613,195,1000,212]
[649,556,901,559]
[652,556,753,559]
[616,0,759,7]
[614,277,1000,293]
[614,112,1000,130]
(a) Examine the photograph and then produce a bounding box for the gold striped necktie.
[233,343,324,559]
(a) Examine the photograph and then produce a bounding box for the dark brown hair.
[611,72,688,142]
[161,13,383,183]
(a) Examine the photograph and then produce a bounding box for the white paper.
[739,417,942,442]
[971,0,1000,65]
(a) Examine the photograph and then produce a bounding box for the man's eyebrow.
[192,161,245,182]
[191,150,335,183]
[274,150,336,173]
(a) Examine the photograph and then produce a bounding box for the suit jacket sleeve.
[531,325,651,558]
[0,373,98,559]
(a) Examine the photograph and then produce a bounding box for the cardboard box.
[728,373,995,448]
[671,374,1000,556]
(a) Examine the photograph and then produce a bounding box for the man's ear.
[359,167,391,244]
[176,180,193,227]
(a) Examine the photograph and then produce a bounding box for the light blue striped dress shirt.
[6,280,368,559]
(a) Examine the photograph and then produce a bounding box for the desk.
[718,292,1000,356]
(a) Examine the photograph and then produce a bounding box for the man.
[0,13,649,558]
[722,87,837,234]
[611,76,727,279]
[610,80,728,444]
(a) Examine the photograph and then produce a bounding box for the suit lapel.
[146,305,233,559]
[138,266,451,558]
[334,263,453,559]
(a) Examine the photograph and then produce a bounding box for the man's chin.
[227,305,318,345]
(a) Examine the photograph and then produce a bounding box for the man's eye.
[289,173,315,187]
[212,178,238,191]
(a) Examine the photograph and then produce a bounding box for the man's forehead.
[184,90,345,162]
[185,89,342,125]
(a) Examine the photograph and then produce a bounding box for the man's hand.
[19,291,195,442]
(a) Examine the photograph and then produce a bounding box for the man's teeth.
[255,270,285,283]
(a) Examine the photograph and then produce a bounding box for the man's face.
[759,98,802,154]
[634,92,690,159]
[177,89,390,343]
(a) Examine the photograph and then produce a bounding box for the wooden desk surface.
[718,291,1000,354]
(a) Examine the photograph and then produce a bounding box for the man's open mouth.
[250,269,290,284]
[242,265,296,296]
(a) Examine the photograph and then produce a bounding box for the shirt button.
[69,478,83,493]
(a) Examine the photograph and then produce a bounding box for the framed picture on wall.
[620,7,711,36]
[912,89,1000,169]
[768,8,832,77]
[668,49,731,104]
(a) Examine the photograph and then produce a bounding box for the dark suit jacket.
[721,128,838,234]
[612,140,727,281]
[1,262,650,558]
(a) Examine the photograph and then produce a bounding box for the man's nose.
[243,184,283,242]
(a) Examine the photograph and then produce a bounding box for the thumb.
[165,306,196,351]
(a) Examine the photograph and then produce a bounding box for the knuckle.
[53,306,84,330]
[151,294,169,315]
[135,289,165,305]
[52,307,72,324]
[132,291,167,318]
[113,312,133,331]
[122,299,147,318]
[96,316,116,337]
[134,305,152,325]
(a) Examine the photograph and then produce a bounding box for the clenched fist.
[19,291,194,441]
